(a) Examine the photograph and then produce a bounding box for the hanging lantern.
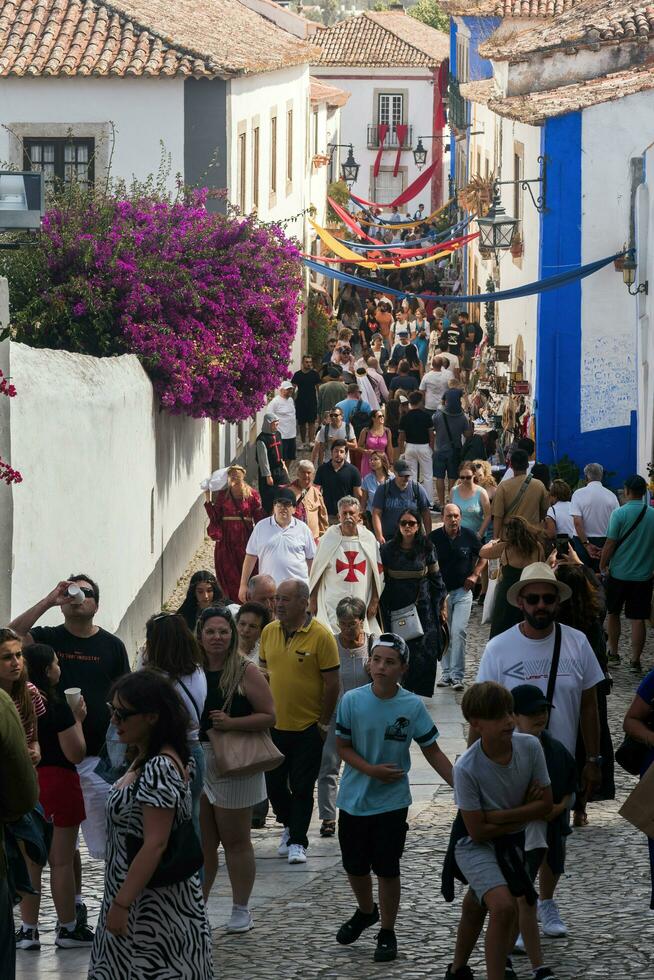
[413,138,428,170]
[341,145,360,186]
[476,185,519,256]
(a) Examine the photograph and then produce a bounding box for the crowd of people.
[1,297,654,980]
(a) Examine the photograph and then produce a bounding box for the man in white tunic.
[309,496,383,634]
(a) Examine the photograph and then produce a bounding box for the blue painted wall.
[464,17,501,81]
[536,114,636,485]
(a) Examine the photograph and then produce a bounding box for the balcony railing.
[366,124,413,149]
[448,75,468,133]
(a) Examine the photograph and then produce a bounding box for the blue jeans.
[442,587,473,682]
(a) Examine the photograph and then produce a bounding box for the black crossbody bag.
[545,623,562,729]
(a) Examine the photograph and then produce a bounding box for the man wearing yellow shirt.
[260,579,340,864]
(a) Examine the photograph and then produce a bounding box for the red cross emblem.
[335,551,367,582]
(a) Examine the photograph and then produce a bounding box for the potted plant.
[510,232,523,258]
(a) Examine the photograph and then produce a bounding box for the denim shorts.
[433,449,459,479]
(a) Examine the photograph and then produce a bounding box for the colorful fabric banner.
[308,219,472,270]
[327,197,381,244]
[350,197,452,229]
[304,251,625,302]
[374,123,389,179]
[435,59,449,130]
[394,124,408,177]
[351,159,438,210]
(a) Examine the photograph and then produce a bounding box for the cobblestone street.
[15,535,654,980]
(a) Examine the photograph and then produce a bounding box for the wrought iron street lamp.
[340,145,360,186]
[475,156,547,258]
[622,253,648,295]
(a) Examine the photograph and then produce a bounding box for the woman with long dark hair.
[379,508,446,696]
[88,670,213,979]
[177,571,222,632]
[20,643,90,949]
[555,557,615,826]
[143,614,207,837]
[197,606,275,933]
[480,517,545,638]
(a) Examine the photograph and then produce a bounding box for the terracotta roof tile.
[0,0,318,77]
[483,61,654,121]
[481,0,654,59]
[310,76,350,107]
[313,10,448,67]
[439,0,578,16]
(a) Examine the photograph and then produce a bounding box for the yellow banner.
[352,198,453,229]
[310,219,461,271]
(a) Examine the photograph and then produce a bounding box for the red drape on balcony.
[394,124,408,177]
[373,123,389,178]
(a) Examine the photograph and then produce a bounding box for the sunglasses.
[521,593,558,606]
[473,463,483,470]
[460,475,473,480]
[399,520,419,527]
[107,702,141,723]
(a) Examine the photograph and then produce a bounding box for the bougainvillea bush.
[0,190,302,422]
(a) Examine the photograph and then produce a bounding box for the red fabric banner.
[352,159,438,210]
[374,123,389,178]
[327,197,381,244]
[394,124,408,177]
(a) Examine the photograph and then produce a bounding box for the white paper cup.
[67,585,85,604]
[65,688,81,708]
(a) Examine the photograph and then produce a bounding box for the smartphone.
[555,534,570,560]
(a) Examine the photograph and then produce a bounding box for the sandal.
[573,811,588,828]
[629,659,642,671]
[320,819,336,838]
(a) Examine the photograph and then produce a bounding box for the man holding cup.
[10,575,129,877]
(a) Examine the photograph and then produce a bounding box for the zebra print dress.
[88,755,214,979]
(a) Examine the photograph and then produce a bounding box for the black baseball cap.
[273,488,297,506]
[394,459,411,476]
[511,684,552,715]
[370,632,410,664]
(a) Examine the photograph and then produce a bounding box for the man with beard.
[309,496,383,635]
[475,562,604,940]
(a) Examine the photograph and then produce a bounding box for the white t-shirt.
[315,422,355,461]
[476,623,605,755]
[246,516,316,585]
[174,668,207,742]
[266,394,297,440]
[546,500,576,537]
[420,368,454,410]
[569,481,619,537]
[500,461,535,483]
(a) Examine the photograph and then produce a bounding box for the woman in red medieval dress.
[204,465,265,602]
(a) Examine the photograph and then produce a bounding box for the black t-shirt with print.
[37,696,77,770]
[30,625,130,756]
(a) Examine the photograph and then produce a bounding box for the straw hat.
[506,562,572,608]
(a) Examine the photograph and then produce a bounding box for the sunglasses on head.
[521,593,558,606]
[107,702,141,723]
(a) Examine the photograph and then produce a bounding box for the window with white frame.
[456,36,470,83]
[378,94,404,129]
[373,167,405,205]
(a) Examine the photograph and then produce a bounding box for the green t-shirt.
[606,500,654,581]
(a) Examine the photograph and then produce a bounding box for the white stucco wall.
[465,100,540,386]
[504,40,654,97]
[312,66,438,208]
[635,169,653,474]
[0,77,185,192]
[580,93,644,433]
[5,344,210,636]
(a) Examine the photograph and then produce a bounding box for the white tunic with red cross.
[321,534,374,633]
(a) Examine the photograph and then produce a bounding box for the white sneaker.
[451,680,465,691]
[288,843,307,864]
[226,907,254,933]
[277,827,290,857]
[537,899,567,937]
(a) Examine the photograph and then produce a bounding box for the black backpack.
[350,400,371,438]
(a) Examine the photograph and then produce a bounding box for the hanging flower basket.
[479,246,493,260]
[312,154,331,170]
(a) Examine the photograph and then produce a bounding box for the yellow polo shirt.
[260,617,340,732]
